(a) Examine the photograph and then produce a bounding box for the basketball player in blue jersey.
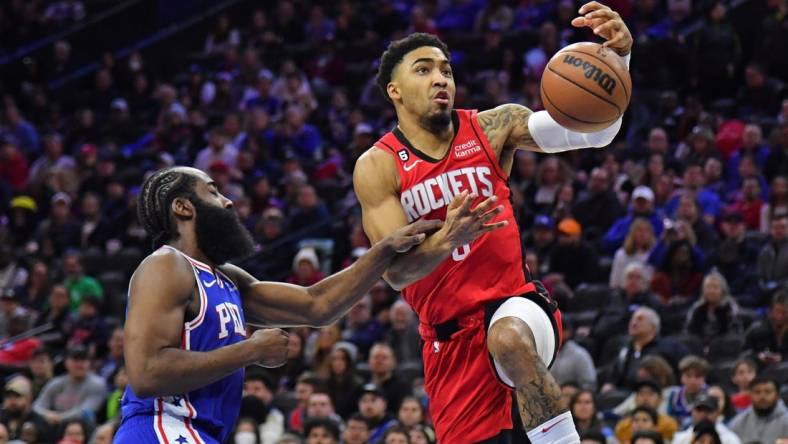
[114,166,455,444]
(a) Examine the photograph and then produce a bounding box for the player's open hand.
[571,1,633,56]
[443,191,508,248]
[249,328,289,368]
[386,219,444,253]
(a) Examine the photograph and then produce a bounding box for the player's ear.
[387,81,401,102]
[171,197,194,219]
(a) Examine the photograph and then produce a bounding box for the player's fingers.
[578,1,610,15]
[447,190,469,211]
[470,195,497,215]
[458,192,476,214]
[570,17,589,28]
[393,234,427,252]
[593,20,620,36]
[479,220,509,233]
[479,205,504,223]
[405,219,443,235]
[584,8,617,21]
[602,31,627,49]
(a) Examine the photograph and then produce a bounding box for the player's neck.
[170,237,215,269]
[397,113,454,158]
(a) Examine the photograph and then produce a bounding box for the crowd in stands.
[0,0,787,443]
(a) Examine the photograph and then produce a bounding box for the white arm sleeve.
[528,52,630,153]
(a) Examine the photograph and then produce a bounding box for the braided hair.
[138,167,198,249]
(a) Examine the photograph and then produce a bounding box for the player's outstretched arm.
[227,218,442,327]
[124,250,288,398]
[353,148,507,291]
[479,1,633,157]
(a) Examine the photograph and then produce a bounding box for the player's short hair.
[138,167,198,249]
[679,355,710,377]
[376,33,450,103]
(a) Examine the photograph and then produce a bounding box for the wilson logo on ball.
[562,55,616,95]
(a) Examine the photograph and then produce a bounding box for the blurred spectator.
[341,295,383,358]
[0,314,40,368]
[59,419,87,444]
[573,167,625,244]
[671,393,741,444]
[384,300,421,367]
[287,248,324,287]
[304,416,339,444]
[194,127,239,173]
[90,422,115,444]
[0,291,31,338]
[103,365,125,422]
[28,134,73,188]
[32,346,107,428]
[0,141,30,192]
[683,271,743,343]
[341,413,370,444]
[614,379,678,444]
[357,383,396,444]
[761,175,788,234]
[35,285,75,351]
[736,63,784,119]
[665,356,710,425]
[305,390,342,429]
[286,373,319,433]
[729,357,756,412]
[28,348,54,398]
[14,260,50,313]
[744,290,788,366]
[62,252,102,312]
[96,328,123,382]
[706,384,736,424]
[551,319,597,391]
[523,215,556,274]
[325,342,361,419]
[366,343,410,416]
[729,378,788,444]
[650,239,704,303]
[675,194,719,253]
[730,176,765,231]
[569,390,612,438]
[631,429,664,444]
[757,214,788,294]
[242,370,284,444]
[604,186,664,253]
[549,218,599,288]
[304,324,341,379]
[610,219,657,289]
[708,209,760,306]
[606,307,687,390]
[594,263,663,340]
[204,14,240,56]
[35,194,81,258]
[0,374,54,442]
[286,185,330,240]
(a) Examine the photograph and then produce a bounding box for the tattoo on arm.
[478,104,538,151]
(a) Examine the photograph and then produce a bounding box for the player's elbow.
[305,298,335,327]
[127,363,163,398]
[383,271,407,292]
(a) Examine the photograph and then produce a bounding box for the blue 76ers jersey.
[121,246,247,444]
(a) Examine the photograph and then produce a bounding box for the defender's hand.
[385,219,444,253]
[248,328,289,368]
[571,1,633,56]
[443,191,508,248]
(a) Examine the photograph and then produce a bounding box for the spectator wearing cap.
[708,208,761,306]
[61,251,102,312]
[366,343,410,416]
[573,167,626,243]
[0,374,54,443]
[34,193,81,256]
[672,393,741,444]
[610,218,657,289]
[357,383,397,443]
[603,186,665,254]
[33,346,107,427]
[287,248,325,287]
[194,126,239,173]
[551,318,597,391]
[666,356,711,425]
[729,378,788,444]
[8,196,38,247]
[761,175,788,234]
[605,307,688,390]
[325,342,362,419]
[744,289,788,366]
[683,271,742,343]
[242,370,285,443]
[757,214,788,295]
[523,214,556,274]
[549,218,599,288]
[615,379,678,443]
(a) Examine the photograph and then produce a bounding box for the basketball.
[540,42,632,133]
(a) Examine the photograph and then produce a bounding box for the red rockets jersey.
[374,109,532,325]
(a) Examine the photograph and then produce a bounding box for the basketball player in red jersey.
[353,2,632,443]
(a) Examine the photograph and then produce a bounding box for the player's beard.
[420,108,451,134]
[192,197,255,265]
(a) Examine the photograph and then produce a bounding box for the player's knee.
[488,316,538,364]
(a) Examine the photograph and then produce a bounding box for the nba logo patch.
[398,149,409,162]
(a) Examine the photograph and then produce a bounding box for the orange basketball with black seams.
[540,42,631,133]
